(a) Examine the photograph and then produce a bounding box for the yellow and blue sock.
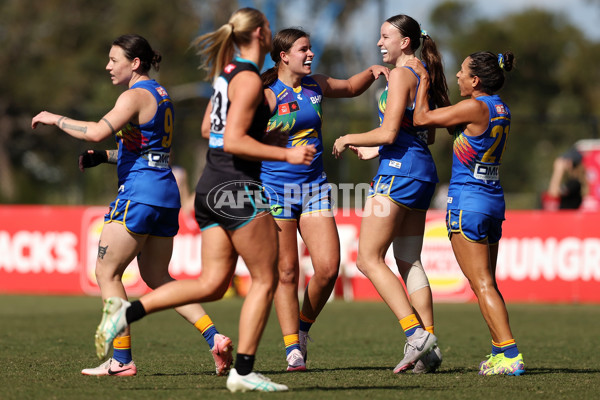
[112,335,132,364]
[493,339,519,358]
[399,314,423,338]
[195,315,219,349]
[299,311,315,333]
[284,334,301,356]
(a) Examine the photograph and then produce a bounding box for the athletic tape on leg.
[392,236,430,294]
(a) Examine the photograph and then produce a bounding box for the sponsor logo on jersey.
[224,63,236,74]
[209,133,224,149]
[310,95,322,104]
[388,160,402,169]
[147,151,170,169]
[495,104,507,114]
[278,101,299,115]
[473,163,500,181]
[278,104,290,115]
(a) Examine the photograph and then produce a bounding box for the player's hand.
[285,145,316,165]
[406,58,428,79]
[332,135,349,159]
[262,126,288,147]
[370,65,390,81]
[78,150,108,172]
[349,145,379,160]
[31,111,61,129]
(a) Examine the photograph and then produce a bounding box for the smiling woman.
[407,49,523,376]
[259,27,389,372]
[332,13,449,374]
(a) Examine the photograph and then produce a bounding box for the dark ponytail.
[420,34,450,107]
[261,66,279,87]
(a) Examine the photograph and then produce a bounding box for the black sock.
[125,300,146,324]
[234,353,255,375]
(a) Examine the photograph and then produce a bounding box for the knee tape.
[393,236,430,294]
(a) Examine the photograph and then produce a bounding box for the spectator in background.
[542,147,587,210]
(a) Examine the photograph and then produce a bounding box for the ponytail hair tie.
[421,29,428,38]
[497,53,505,70]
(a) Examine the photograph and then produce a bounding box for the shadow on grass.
[145,366,600,378]
[401,367,600,375]
[264,365,392,375]
[290,384,424,392]
[145,365,391,377]
[515,367,600,375]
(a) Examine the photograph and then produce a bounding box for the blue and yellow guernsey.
[448,94,511,220]
[376,67,438,183]
[114,79,180,208]
[261,77,325,185]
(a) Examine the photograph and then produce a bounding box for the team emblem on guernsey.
[156,86,168,97]
[224,63,236,74]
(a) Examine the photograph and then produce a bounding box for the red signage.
[1,205,599,303]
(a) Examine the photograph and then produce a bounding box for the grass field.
[1,295,599,399]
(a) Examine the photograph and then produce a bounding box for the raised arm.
[332,67,414,158]
[407,58,488,135]
[312,65,389,98]
[32,89,145,143]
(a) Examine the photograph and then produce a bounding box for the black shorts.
[195,178,271,231]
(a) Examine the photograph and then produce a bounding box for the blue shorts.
[105,199,179,237]
[368,175,436,211]
[446,209,503,244]
[265,181,332,221]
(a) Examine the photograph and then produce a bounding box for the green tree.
[428,2,600,208]
[4,0,599,210]
[0,0,203,205]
